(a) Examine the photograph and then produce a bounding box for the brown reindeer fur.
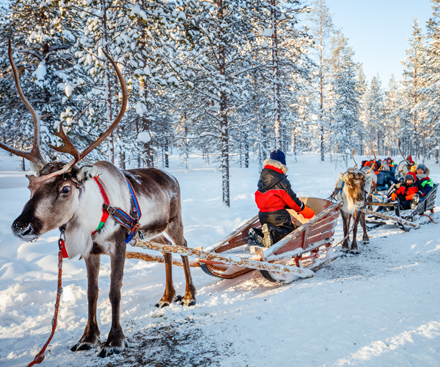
[11,161,195,358]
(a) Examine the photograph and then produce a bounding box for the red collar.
[264,165,284,174]
[91,176,110,237]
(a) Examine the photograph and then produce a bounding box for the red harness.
[91,176,110,237]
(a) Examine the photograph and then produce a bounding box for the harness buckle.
[106,206,116,215]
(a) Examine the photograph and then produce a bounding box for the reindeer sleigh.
[131,198,342,285]
[364,143,438,231]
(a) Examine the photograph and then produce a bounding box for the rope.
[421,213,438,224]
[27,244,63,367]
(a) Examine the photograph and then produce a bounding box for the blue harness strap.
[102,178,143,243]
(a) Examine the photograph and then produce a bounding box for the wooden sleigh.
[132,198,342,285]
[366,184,438,231]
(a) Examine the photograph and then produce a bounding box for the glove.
[298,205,315,219]
[391,193,397,201]
[405,193,415,201]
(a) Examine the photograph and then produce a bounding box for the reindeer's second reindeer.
[1,41,196,358]
[334,151,377,254]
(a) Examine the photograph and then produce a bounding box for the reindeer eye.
[61,186,71,194]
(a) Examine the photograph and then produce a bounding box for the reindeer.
[335,150,377,254]
[1,41,196,358]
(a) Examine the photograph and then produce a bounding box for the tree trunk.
[164,138,169,168]
[271,0,282,150]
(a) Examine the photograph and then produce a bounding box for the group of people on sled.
[249,150,436,249]
[362,155,435,210]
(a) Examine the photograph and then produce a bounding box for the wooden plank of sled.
[363,209,420,229]
[276,230,335,255]
[134,240,314,278]
[262,201,342,260]
[212,214,260,253]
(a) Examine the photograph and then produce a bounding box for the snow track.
[1,152,440,367]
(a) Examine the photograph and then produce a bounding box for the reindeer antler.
[398,139,411,164]
[366,150,377,174]
[351,149,358,168]
[0,40,46,170]
[26,48,128,196]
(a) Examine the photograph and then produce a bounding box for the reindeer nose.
[11,221,33,238]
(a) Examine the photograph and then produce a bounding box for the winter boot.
[248,228,264,247]
[261,223,273,248]
[410,193,420,210]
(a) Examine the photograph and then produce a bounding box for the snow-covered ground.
[1,150,440,367]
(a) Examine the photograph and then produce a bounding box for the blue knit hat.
[416,163,426,172]
[269,149,286,165]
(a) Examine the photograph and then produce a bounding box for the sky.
[324,0,433,87]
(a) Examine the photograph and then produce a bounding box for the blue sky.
[325,0,433,87]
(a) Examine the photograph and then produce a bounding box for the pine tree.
[307,0,334,161]
[330,50,361,166]
[401,17,427,159]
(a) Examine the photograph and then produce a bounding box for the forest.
[0,0,439,206]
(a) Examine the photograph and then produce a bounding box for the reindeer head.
[340,168,369,209]
[339,149,376,211]
[1,41,127,241]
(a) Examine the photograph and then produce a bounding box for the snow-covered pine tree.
[329,49,361,167]
[307,0,334,161]
[383,75,401,156]
[363,75,384,154]
[401,17,427,159]
[0,0,91,167]
[422,2,440,162]
[256,0,313,151]
[173,0,258,206]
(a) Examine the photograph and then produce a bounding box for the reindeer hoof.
[341,248,350,254]
[350,249,360,255]
[71,342,93,352]
[361,240,369,244]
[174,295,183,303]
[155,301,170,308]
[71,337,100,352]
[98,339,128,358]
[180,297,196,307]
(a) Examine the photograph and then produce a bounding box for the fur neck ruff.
[264,158,288,174]
[417,173,428,180]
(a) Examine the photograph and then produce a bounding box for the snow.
[137,131,151,143]
[1,151,440,366]
[33,62,46,82]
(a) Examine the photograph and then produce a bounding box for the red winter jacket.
[394,183,419,201]
[255,165,304,213]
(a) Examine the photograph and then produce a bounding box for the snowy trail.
[1,152,440,367]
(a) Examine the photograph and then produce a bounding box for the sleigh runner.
[133,198,342,284]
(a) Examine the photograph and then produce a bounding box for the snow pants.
[255,209,297,244]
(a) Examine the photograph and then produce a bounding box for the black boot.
[248,228,264,247]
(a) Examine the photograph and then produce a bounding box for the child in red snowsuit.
[390,172,421,210]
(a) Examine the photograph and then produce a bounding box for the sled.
[366,184,438,231]
[132,198,341,285]
[192,198,341,284]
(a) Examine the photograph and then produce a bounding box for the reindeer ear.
[339,173,346,181]
[75,165,97,184]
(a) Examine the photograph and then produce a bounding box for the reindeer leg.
[360,210,369,244]
[98,242,128,358]
[167,218,196,306]
[156,250,177,308]
[351,211,362,254]
[340,211,350,253]
[71,254,101,352]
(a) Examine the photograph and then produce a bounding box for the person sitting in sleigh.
[415,163,434,198]
[390,172,422,210]
[248,149,315,248]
